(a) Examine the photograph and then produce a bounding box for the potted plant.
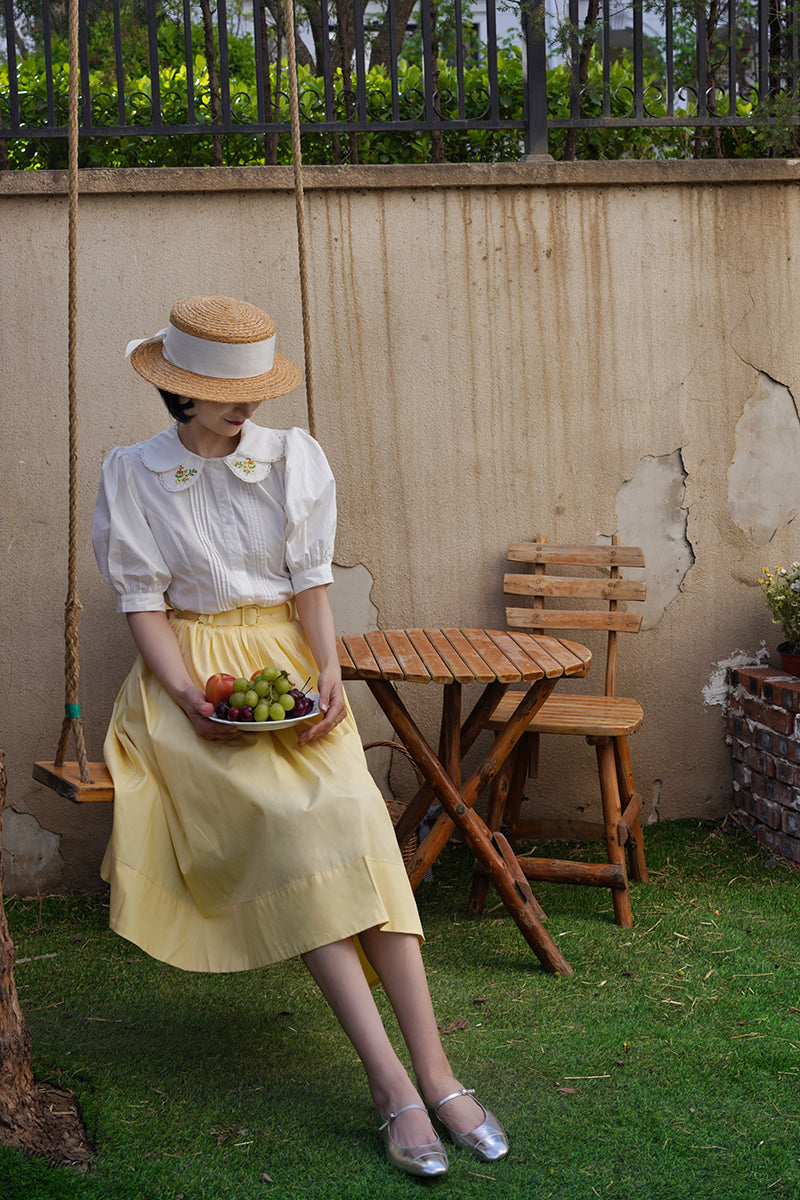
[760,564,800,676]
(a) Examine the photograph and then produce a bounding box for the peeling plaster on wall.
[1,808,62,896]
[727,373,800,544]
[329,563,395,799]
[616,450,694,630]
[702,645,769,708]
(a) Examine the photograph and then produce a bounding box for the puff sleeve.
[92,446,172,613]
[282,428,337,595]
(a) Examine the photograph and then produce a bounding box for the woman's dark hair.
[158,388,195,424]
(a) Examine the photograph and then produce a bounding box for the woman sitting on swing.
[91,294,509,1178]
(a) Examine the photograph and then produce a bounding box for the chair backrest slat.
[503,537,645,697]
[506,608,643,633]
[504,573,646,603]
[508,543,645,569]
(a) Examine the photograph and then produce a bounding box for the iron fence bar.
[218,0,232,129]
[184,0,196,126]
[112,0,125,127]
[388,0,401,123]
[420,0,436,124]
[727,0,737,117]
[78,0,92,130]
[633,0,643,118]
[602,0,611,119]
[3,0,19,130]
[43,0,56,126]
[146,0,162,131]
[485,0,500,123]
[758,0,769,100]
[569,0,580,120]
[522,0,549,154]
[454,0,466,121]
[666,0,675,117]
[319,0,335,124]
[353,0,369,124]
[696,4,707,117]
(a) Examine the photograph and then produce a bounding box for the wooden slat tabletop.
[485,629,553,679]
[338,633,381,679]
[405,629,454,684]
[420,628,475,683]
[383,630,431,682]
[438,629,501,682]
[364,631,407,680]
[337,628,591,685]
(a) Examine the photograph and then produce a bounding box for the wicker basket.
[363,740,422,868]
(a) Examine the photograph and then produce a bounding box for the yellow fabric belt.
[171,602,294,626]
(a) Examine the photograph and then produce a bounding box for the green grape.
[279,693,296,712]
[233,677,250,693]
[254,679,271,698]
[268,702,286,721]
[244,689,259,708]
[253,702,270,722]
[274,676,292,695]
[230,691,247,710]
[260,667,281,682]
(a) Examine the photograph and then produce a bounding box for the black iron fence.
[1,0,799,166]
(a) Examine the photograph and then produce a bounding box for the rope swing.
[34,0,315,802]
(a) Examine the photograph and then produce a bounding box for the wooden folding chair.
[468,536,649,928]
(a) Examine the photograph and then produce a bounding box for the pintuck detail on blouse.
[92,421,337,615]
[140,423,284,493]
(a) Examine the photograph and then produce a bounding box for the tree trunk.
[0,749,91,1166]
[199,0,224,166]
[368,0,419,71]
[562,0,599,161]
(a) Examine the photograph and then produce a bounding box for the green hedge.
[0,40,788,168]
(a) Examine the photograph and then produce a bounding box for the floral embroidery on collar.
[140,422,286,491]
[174,464,199,486]
[231,456,258,477]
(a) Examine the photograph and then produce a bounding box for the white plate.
[210,693,321,731]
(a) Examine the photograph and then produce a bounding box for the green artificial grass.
[1,820,798,1199]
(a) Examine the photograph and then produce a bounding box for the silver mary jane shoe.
[379,1103,449,1178]
[432,1087,509,1163]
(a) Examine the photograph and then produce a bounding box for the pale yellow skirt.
[101,603,423,973]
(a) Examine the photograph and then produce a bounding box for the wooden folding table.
[337,628,591,975]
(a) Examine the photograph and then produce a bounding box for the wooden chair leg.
[467,744,514,916]
[595,738,632,928]
[614,736,649,883]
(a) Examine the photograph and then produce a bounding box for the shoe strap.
[378,1102,428,1132]
[432,1087,476,1114]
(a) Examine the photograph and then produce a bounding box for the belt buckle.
[242,605,260,626]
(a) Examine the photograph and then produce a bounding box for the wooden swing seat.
[32,761,114,804]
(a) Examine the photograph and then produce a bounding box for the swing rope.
[41,0,313,795]
[54,0,90,783]
[282,0,317,440]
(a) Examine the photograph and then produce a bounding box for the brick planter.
[727,666,800,864]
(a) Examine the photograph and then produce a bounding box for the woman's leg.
[356,927,486,1134]
[301,936,438,1148]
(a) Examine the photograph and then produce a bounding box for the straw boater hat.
[126,295,303,403]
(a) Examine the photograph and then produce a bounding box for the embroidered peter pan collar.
[140,422,285,493]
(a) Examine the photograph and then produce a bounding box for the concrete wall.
[2,160,799,893]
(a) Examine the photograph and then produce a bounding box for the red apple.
[205,673,236,706]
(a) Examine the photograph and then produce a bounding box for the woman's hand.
[179,685,242,742]
[297,665,347,746]
[293,586,348,748]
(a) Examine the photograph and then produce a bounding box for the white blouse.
[92,421,336,614]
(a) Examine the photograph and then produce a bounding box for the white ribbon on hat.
[125,322,276,379]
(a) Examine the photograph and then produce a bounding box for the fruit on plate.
[205,673,236,708]
[206,666,317,723]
